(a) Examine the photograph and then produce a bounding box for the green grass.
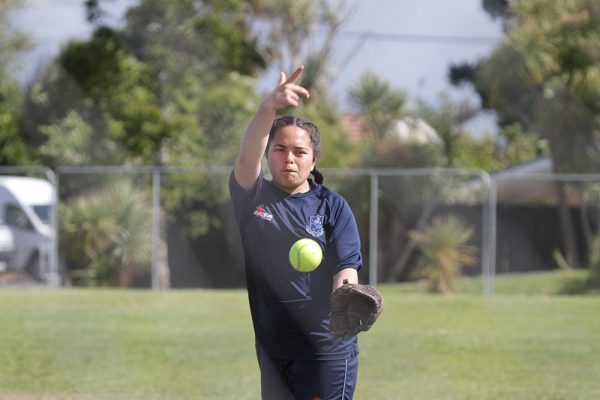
[0,272,599,399]
[395,269,592,296]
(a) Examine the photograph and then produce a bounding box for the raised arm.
[233,66,310,192]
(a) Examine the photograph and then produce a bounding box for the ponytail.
[311,168,324,184]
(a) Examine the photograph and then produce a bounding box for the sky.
[328,0,504,103]
[12,0,504,135]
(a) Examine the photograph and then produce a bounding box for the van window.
[33,205,51,225]
[5,204,33,230]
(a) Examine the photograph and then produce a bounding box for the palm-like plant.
[61,179,153,287]
[347,71,407,141]
[409,216,478,294]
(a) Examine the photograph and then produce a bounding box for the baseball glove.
[329,280,383,338]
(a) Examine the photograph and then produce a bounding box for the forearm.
[234,104,276,191]
[332,267,359,291]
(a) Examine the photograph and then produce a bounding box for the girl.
[229,66,363,400]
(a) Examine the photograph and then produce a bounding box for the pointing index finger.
[285,65,304,85]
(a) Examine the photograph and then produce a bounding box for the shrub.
[61,179,153,287]
[409,215,477,293]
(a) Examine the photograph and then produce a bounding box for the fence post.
[151,168,161,290]
[49,170,60,288]
[369,172,379,287]
[482,176,496,296]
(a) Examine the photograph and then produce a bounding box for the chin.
[274,178,302,193]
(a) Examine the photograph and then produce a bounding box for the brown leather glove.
[330,280,383,338]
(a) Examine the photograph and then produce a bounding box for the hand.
[262,66,310,113]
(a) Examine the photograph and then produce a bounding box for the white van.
[0,176,54,279]
[0,223,15,271]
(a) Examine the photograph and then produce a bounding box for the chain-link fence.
[322,168,493,294]
[53,166,494,293]
[492,173,600,277]
[2,166,599,295]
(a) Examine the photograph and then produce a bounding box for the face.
[267,125,316,194]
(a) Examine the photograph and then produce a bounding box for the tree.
[451,0,600,266]
[0,0,35,165]
[0,71,33,165]
[251,0,353,92]
[24,0,266,168]
[347,71,407,142]
[415,94,476,167]
[0,0,31,72]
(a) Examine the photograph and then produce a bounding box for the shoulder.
[315,184,352,213]
[230,170,268,199]
[318,183,346,201]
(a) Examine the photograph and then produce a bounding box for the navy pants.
[256,345,358,400]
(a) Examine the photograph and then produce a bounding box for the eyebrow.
[272,144,310,151]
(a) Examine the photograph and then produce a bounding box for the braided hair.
[267,116,324,184]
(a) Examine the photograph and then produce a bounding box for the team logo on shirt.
[253,206,273,221]
[306,214,325,238]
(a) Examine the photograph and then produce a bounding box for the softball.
[289,238,323,272]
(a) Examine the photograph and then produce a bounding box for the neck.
[273,180,311,195]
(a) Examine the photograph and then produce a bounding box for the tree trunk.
[576,183,593,251]
[555,181,580,267]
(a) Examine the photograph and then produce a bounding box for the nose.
[284,151,294,163]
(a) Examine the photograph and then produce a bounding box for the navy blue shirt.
[229,172,362,360]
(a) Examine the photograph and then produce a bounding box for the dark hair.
[267,115,324,184]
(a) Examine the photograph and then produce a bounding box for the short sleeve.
[229,170,263,227]
[327,197,362,272]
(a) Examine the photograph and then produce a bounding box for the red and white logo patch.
[253,206,273,221]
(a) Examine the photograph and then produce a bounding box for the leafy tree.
[0,0,34,165]
[0,0,31,72]
[450,122,547,173]
[482,0,511,29]
[0,72,33,165]
[497,122,547,166]
[25,0,266,168]
[452,0,600,266]
[251,0,352,91]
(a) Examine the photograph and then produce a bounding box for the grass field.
[0,272,599,399]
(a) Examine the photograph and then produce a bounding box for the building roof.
[340,114,441,144]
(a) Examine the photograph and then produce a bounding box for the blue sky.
[12,0,503,134]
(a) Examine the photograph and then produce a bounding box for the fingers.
[267,65,310,111]
[285,65,304,84]
[277,72,286,87]
[285,84,310,100]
